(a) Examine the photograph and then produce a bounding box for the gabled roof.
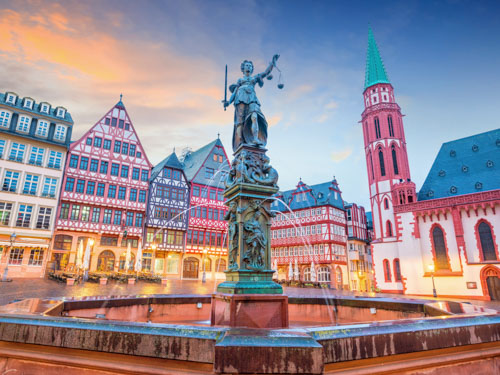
[417,128,500,201]
[182,138,228,184]
[364,28,390,90]
[272,179,345,212]
[151,151,183,180]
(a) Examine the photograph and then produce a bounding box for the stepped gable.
[418,128,500,201]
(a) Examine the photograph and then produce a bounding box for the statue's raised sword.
[222,64,228,111]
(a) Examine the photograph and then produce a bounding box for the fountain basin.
[0,295,498,374]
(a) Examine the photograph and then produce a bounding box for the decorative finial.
[217,132,220,139]
[120,93,123,101]
[173,147,175,153]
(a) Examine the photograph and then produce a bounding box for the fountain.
[0,56,499,374]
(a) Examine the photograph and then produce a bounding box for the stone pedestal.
[211,293,288,328]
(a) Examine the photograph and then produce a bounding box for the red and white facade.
[50,100,152,273]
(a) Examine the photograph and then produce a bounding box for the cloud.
[268,114,282,127]
[325,100,339,110]
[331,148,352,162]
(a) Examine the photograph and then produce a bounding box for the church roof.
[417,128,500,201]
[364,28,390,89]
[151,151,183,180]
[272,179,345,212]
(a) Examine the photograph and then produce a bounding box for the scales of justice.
[210,54,289,328]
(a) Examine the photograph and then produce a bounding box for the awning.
[0,241,48,248]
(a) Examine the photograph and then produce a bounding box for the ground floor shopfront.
[275,261,349,290]
[0,232,50,279]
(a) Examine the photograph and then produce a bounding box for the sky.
[1,0,499,208]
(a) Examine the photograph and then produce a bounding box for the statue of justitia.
[224,54,280,151]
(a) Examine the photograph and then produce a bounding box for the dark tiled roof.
[151,151,184,180]
[418,128,500,201]
[0,92,73,124]
[182,138,229,187]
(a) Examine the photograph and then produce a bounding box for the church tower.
[361,28,416,250]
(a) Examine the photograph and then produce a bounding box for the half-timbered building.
[181,138,230,280]
[270,178,348,289]
[0,90,73,278]
[50,98,152,273]
[145,151,190,276]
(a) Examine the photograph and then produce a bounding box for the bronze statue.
[224,54,280,151]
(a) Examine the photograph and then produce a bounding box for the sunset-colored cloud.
[331,148,352,162]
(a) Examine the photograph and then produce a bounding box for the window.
[3,171,20,192]
[378,148,386,176]
[6,94,16,104]
[129,144,136,156]
[59,203,69,219]
[139,190,146,202]
[23,174,39,195]
[94,137,102,147]
[16,204,33,227]
[137,152,141,158]
[210,189,216,200]
[141,169,149,181]
[56,107,65,117]
[394,258,402,281]
[192,186,200,196]
[36,120,49,137]
[118,186,126,200]
[28,249,44,266]
[70,205,80,220]
[121,142,128,155]
[86,181,95,195]
[108,185,116,198]
[125,123,130,130]
[132,167,140,180]
[16,115,30,132]
[173,170,180,180]
[91,207,100,223]
[201,188,208,198]
[89,159,98,172]
[392,146,399,175]
[0,202,13,226]
[9,142,25,162]
[111,163,119,176]
[36,207,52,229]
[130,188,137,201]
[96,183,105,196]
[374,117,381,139]
[120,165,129,178]
[105,118,110,125]
[113,210,122,225]
[29,147,44,166]
[103,139,111,150]
[100,236,117,246]
[81,206,90,222]
[384,198,389,209]
[47,151,62,169]
[126,212,134,226]
[114,140,121,153]
[9,248,24,265]
[80,156,89,170]
[76,179,85,193]
[432,226,450,270]
[0,139,5,158]
[24,99,33,109]
[69,154,79,168]
[135,213,143,227]
[103,209,112,224]
[218,190,224,201]
[478,221,497,261]
[0,110,11,128]
[119,119,124,128]
[54,125,67,141]
[86,137,92,145]
[142,252,152,272]
[318,266,331,282]
[100,161,108,174]
[205,167,214,179]
[40,103,49,113]
[386,220,393,237]
[383,259,391,281]
[388,115,394,137]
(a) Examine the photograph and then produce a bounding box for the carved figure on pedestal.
[224,55,280,151]
[251,155,279,187]
[243,210,267,271]
[225,201,239,270]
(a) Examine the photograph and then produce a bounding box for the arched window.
[386,221,393,237]
[303,267,311,282]
[215,258,227,272]
[374,117,381,139]
[378,148,386,176]
[369,152,375,179]
[384,198,389,209]
[391,146,399,175]
[432,226,450,270]
[203,257,212,272]
[318,266,331,282]
[478,222,497,261]
[393,258,402,281]
[383,259,391,282]
[97,250,115,272]
[53,235,72,250]
[388,115,394,137]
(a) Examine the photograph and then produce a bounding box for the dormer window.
[5,93,16,104]
[54,124,67,141]
[23,98,33,109]
[16,115,31,133]
[40,103,50,114]
[56,107,66,118]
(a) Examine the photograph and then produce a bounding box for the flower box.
[99,277,108,285]
[66,278,76,286]
[161,278,168,285]
[128,278,136,285]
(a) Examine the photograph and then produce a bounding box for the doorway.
[183,257,199,279]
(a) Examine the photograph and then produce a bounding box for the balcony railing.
[41,192,56,198]
[28,159,43,166]
[1,186,16,193]
[47,163,61,170]
[22,189,37,196]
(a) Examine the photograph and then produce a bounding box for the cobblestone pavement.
[1,278,499,311]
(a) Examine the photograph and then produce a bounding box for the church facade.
[362,29,500,300]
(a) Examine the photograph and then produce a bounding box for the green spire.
[364,28,390,89]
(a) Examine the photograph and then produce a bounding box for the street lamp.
[428,264,437,298]
[2,233,16,282]
[202,249,207,283]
